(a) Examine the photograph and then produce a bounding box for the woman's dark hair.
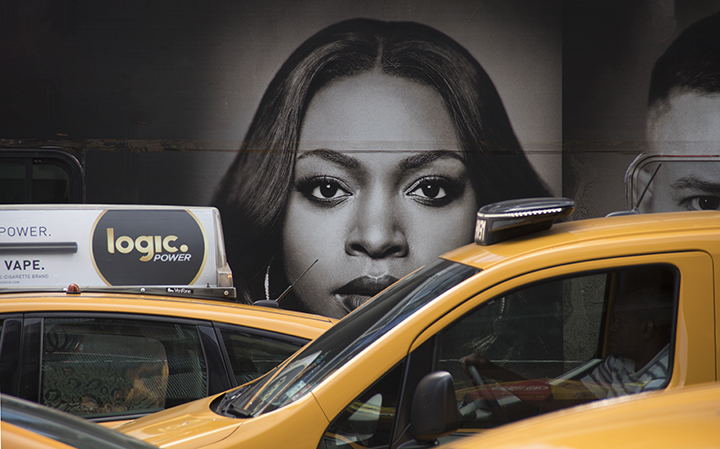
[212,18,549,304]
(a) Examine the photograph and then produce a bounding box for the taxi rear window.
[40,317,208,418]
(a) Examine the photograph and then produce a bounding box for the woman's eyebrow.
[399,150,464,171]
[672,175,720,195]
[296,148,359,169]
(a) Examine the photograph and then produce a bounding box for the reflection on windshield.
[219,259,479,418]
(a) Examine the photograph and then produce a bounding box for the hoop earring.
[264,255,275,301]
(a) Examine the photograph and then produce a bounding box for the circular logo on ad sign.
[91,209,206,286]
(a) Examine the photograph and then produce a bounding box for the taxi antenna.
[607,163,661,217]
[253,259,318,308]
[275,259,318,303]
[634,163,661,211]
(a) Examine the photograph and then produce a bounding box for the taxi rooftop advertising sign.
[0,205,235,299]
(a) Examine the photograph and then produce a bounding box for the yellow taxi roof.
[0,291,336,339]
[445,210,720,271]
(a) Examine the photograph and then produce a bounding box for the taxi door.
[406,251,715,441]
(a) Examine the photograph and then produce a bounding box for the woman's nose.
[344,195,409,259]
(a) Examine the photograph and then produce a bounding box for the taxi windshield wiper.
[224,403,253,418]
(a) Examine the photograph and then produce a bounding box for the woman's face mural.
[281,72,479,318]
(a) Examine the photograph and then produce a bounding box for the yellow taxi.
[1,393,156,449]
[435,381,720,448]
[0,205,335,425]
[117,198,720,448]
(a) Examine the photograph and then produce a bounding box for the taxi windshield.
[218,259,479,417]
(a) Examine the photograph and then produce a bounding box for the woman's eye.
[297,177,351,204]
[408,180,447,199]
[406,176,464,206]
[686,196,720,210]
[312,180,347,199]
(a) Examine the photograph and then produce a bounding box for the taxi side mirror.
[404,371,460,447]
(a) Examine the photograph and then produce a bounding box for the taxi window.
[218,327,306,386]
[437,264,676,429]
[40,317,208,419]
[321,362,404,449]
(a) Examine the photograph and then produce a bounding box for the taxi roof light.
[65,283,81,294]
[475,197,575,246]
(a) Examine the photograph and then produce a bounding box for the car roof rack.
[475,197,575,246]
[0,284,236,301]
[0,204,236,301]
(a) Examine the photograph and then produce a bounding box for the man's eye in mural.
[406,175,465,207]
[681,196,720,211]
[296,176,352,205]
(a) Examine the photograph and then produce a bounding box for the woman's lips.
[333,275,400,313]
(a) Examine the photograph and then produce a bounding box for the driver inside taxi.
[460,285,673,401]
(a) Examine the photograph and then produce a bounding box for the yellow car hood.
[117,395,241,448]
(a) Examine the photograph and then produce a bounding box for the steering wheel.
[458,365,505,423]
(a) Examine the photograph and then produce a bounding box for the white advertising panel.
[0,205,227,290]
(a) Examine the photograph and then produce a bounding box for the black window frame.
[0,149,85,204]
[0,313,23,397]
